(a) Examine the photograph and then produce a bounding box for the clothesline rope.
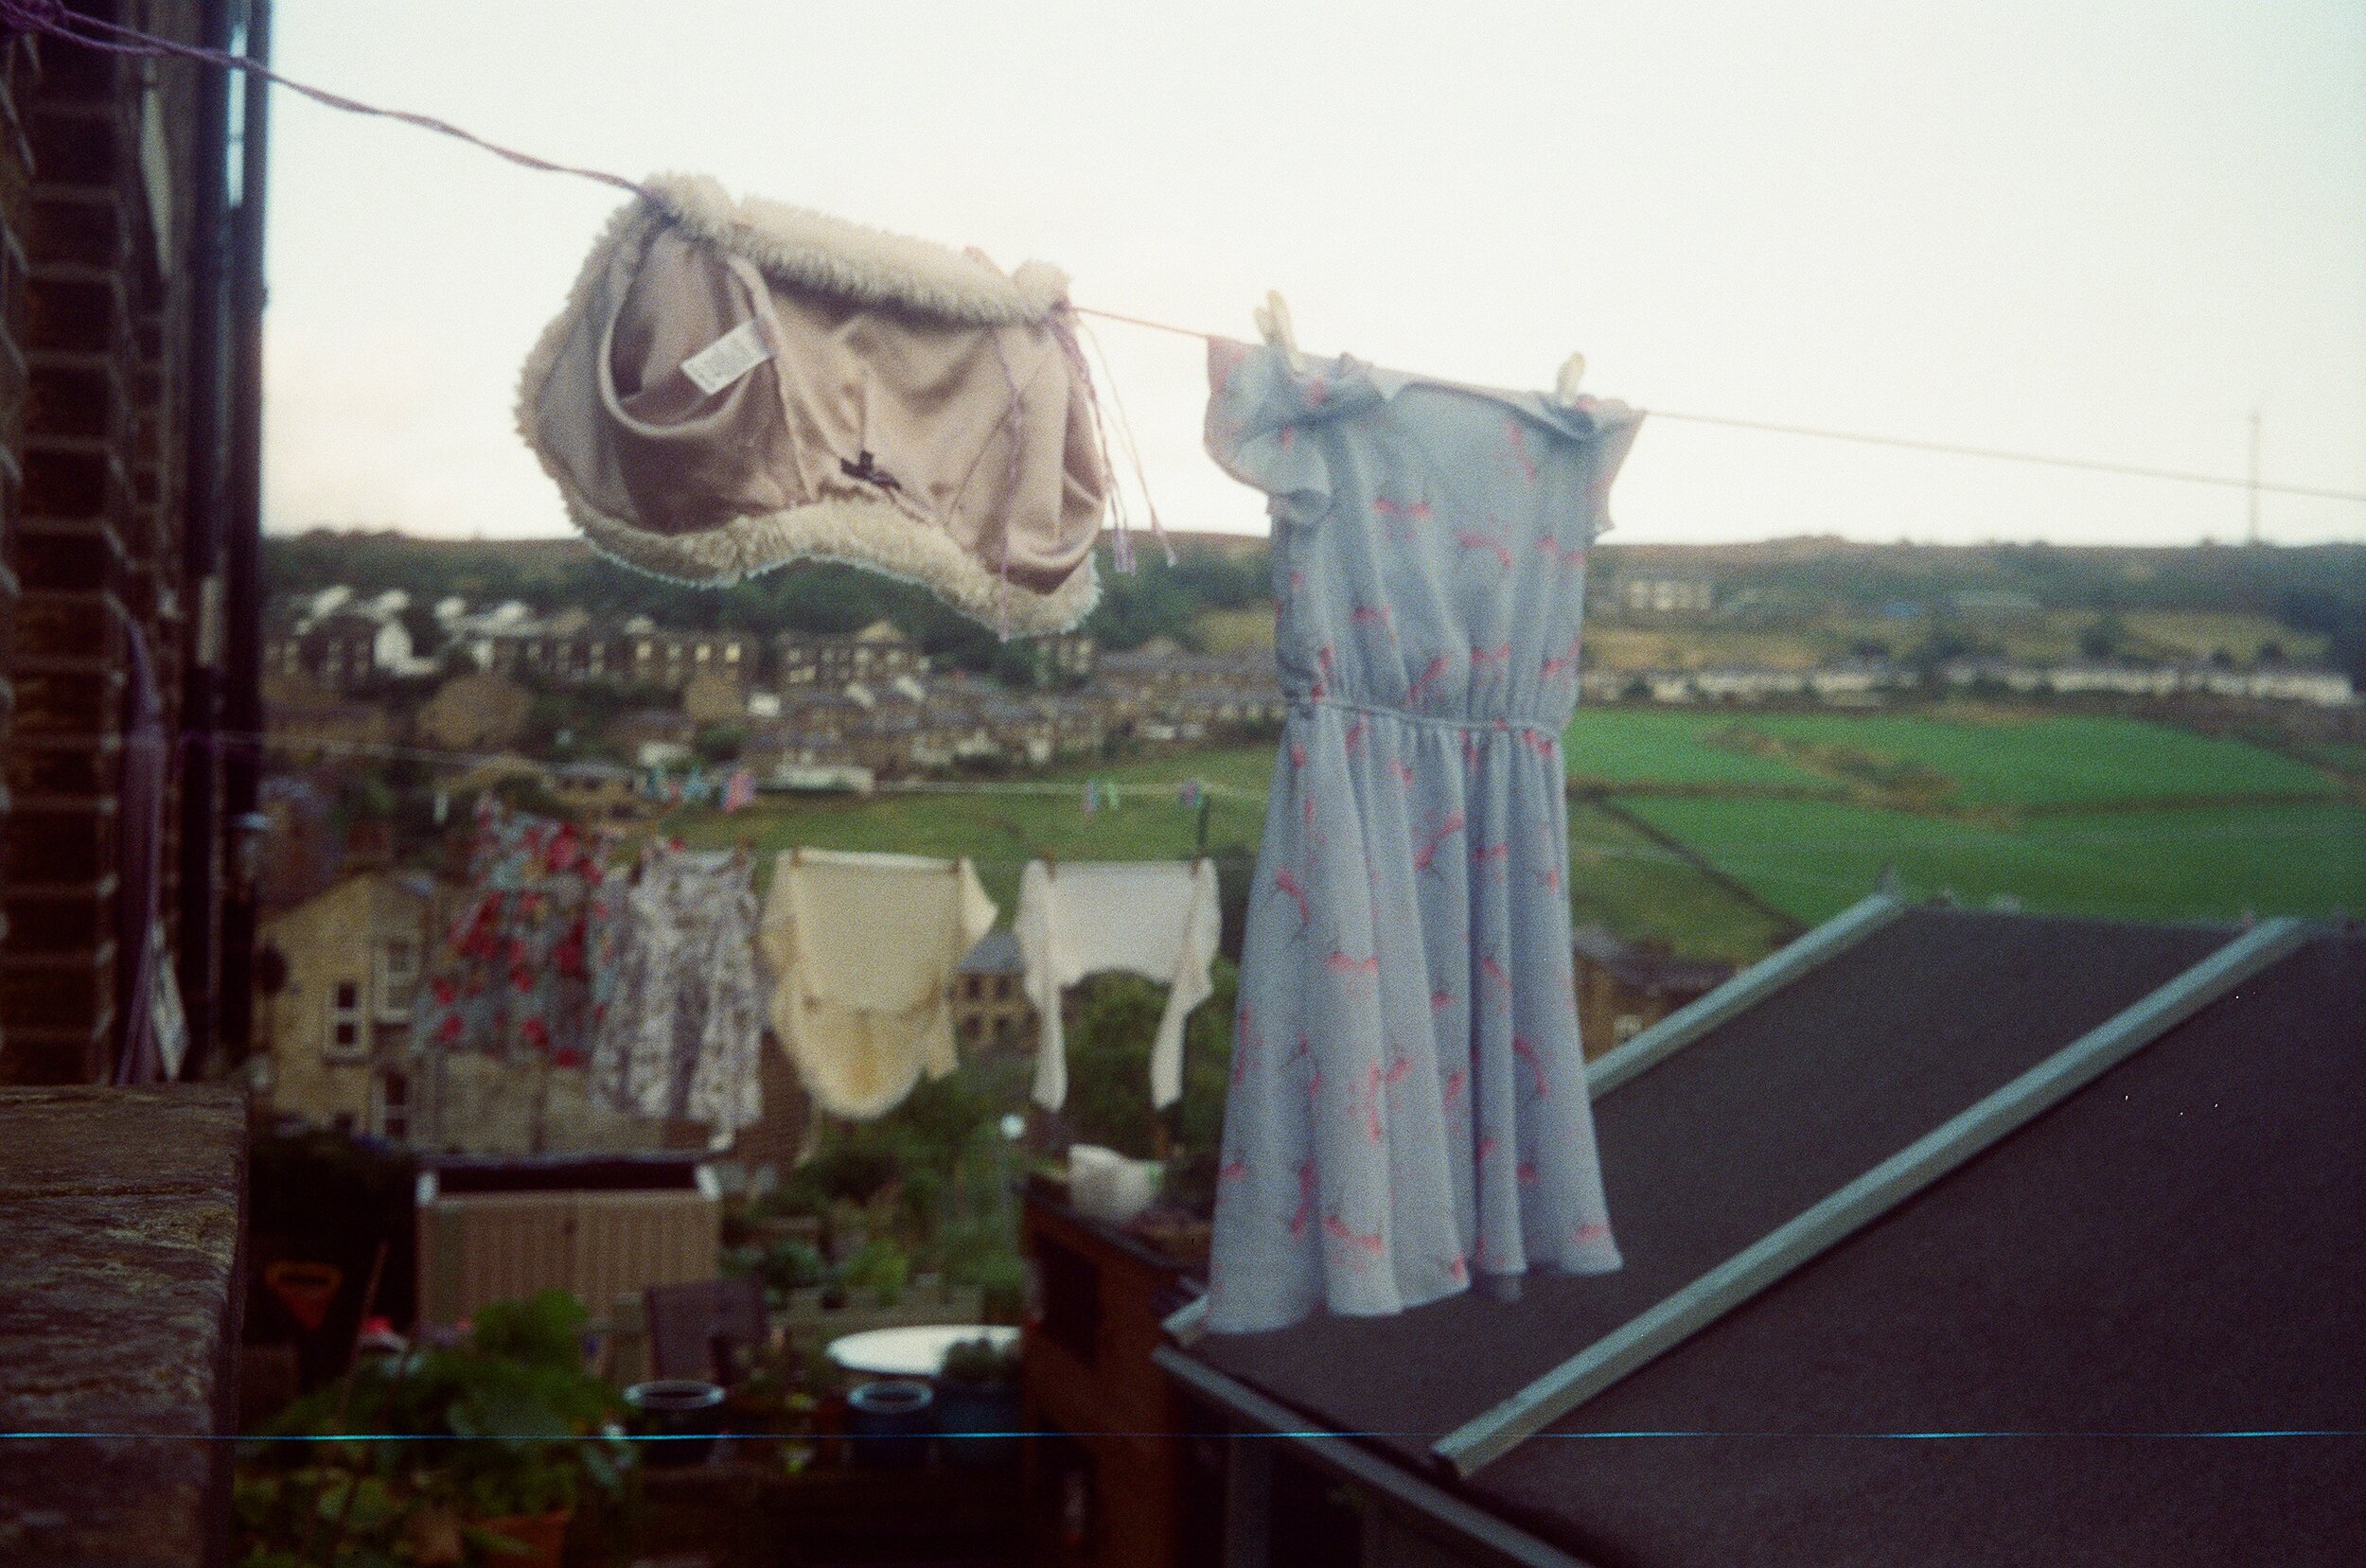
[1069,305,2366,505]
[9,2,2355,514]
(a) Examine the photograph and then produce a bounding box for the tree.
[2077,614,2127,661]
[415,672,529,752]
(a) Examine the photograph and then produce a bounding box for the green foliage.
[940,1334,1021,1389]
[838,1238,911,1303]
[2076,614,2128,661]
[250,1290,622,1529]
[694,722,748,765]
[1057,961,1234,1160]
[724,1238,828,1294]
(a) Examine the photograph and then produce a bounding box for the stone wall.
[0,1084,248,1566]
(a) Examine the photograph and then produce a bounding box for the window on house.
[379,939,419,1014]
[724,644,741,663]
[327,978,364,1060]
[696,644,712,662]
[378,1071,410,1141]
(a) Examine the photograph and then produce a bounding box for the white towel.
[1015,859,1222,1111]
[759,848,998,1119]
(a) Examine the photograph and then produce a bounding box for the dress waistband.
[1295,695,1562,741]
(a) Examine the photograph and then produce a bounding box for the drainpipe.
[217,0,272,1068]
[175,0,234,1076]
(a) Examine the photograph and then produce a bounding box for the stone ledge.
[0,1085,248,1568]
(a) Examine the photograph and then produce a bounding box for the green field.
[1623,795,2366,926]
[1564,706,2340,811]
[1564,799,1794,960]
[668,766,1272,913]
[1563,710,1833,792]
[670,710,2359,968]
[1733,712,2340,809]
[669,745,1791,961]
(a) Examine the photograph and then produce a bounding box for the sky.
[259,1,2366,547]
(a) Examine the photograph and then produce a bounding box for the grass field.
[668,765,1273,913]
[669,743,1792,962]
[1563,710,1834,792]
[1731,712,2340,809]
[670,708,2357,968]
[1622,795,2366,926]
[1563,706,2340,810]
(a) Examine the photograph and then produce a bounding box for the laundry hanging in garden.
[757,847,998,1119]
[518,174,1114,636]
[414,801,615,1064]
[588,844,766,1131]
[1201,336,1639,1334]
[1014,858,1223,1111]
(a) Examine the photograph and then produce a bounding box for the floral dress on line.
[1203,339,1640,1334]
[413,800,614,1066]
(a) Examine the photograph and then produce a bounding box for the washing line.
[15,2,2359,513]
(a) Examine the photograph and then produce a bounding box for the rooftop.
[1172,906,2366,1564]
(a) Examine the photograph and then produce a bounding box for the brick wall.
[0,32,35,1071]
[0,2,245,1085]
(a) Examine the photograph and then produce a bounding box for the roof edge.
[1155,1347,1601,1568]
[1435,916,2318,1477]
[1586,892,1911,1100]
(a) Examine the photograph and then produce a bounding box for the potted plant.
[934,1334,1024,1468]
[244,1290,624,1568]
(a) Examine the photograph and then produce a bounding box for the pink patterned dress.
[1203,340,1638,1333]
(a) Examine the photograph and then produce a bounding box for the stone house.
[1618,575,1716,617]
[255,871,433,1141]
[954,929,1037,1056]
[772,618,924,689]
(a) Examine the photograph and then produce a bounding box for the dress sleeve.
[1202,338,1339,510]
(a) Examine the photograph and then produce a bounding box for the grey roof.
[960,928,1025,976]
[1174,907,2366,1565]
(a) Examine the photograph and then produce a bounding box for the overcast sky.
[260,1,2365,547]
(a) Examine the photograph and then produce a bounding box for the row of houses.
[1589,656,2357,709]
[270,590,1093,695]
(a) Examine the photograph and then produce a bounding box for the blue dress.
[1203,339,1638,1333]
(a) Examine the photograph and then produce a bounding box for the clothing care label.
[680,317,776,395]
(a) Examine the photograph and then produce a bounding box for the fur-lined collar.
[639,173,1071,326]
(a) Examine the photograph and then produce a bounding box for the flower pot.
[933,1380,1024,1468]
[624,1378,725,1468]
[469,1506,572,1568]
[845,1378,933,1470]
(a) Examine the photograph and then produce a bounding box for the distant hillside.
[263,530,2366,679]
[262,528,1272,678]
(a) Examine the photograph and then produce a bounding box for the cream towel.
[760,848,998,1119]
[1015,859,1222,1112]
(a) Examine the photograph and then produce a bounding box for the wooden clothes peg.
[1552,352,1588,408]
[1253,290,1308,374]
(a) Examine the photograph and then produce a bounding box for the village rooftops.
[1162,902,2366,1566]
